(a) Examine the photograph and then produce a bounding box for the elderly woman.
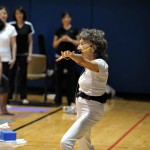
[56,28,108,150]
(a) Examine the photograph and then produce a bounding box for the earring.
[91,49,94,53]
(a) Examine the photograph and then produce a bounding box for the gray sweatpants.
[61,97,104,150]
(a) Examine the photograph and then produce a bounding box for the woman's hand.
[9,59,15,69]
[27,55,32,63]
[60,35,73,43]
[60,35,69,42]
[55,50,74,62]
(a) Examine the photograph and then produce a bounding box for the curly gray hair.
[79,28,108,61]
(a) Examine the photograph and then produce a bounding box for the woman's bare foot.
[1,111,14,115]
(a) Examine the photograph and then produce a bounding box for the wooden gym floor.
[0,95,150,150]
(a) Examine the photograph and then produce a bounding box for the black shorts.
[0,75,9,93]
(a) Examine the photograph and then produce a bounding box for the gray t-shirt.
[78,59,108,96]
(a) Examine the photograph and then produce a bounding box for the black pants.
[2,62,10,104]
[2,62,9,78]
[55,59,76,105]
[9,55,28,99]
[0,75,9,93]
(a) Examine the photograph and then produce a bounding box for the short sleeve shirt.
[78,59,108,96]
[10,21,34,55]
[0,23,17,62]
[54,26,79,54]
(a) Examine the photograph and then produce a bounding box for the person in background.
[56,28,108,150]
[0,6,17,78]
[0,17,14,115]
[9,6,35,104]
[53,11,80,106]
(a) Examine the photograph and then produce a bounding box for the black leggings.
[55,59,76,105]
[0,75,9,93]
[9,56,28,99]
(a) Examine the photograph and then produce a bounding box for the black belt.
[76,91,108,103]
